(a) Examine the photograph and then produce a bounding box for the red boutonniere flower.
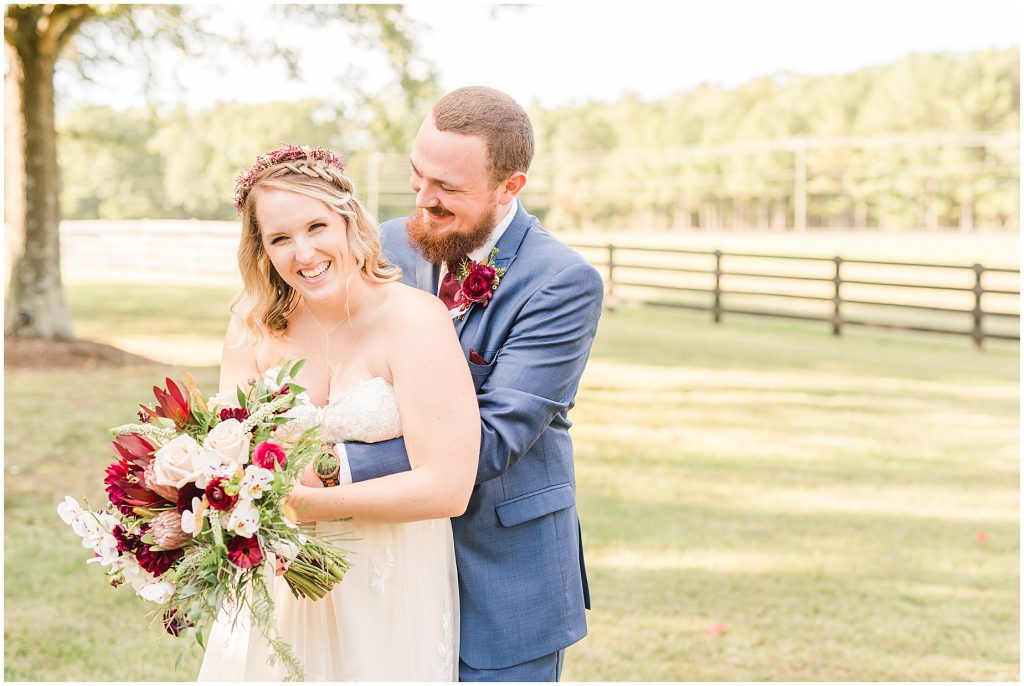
[454,248,506,316]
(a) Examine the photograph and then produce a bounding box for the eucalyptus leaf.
[289,359,307,378]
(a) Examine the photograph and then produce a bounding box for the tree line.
[57,48,1019,231]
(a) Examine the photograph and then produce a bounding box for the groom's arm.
[344,261,604,485]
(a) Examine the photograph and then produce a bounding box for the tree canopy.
[56,48,1019,231]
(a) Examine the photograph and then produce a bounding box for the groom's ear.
[498,171,527,204]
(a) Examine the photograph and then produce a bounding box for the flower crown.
[233,144,347,213]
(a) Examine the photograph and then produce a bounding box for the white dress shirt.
[438,197,519,317]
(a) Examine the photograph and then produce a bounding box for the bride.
[197,145,479,681]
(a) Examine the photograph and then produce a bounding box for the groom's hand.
[299,462,325,488]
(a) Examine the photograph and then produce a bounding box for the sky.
[58,0,1021,112]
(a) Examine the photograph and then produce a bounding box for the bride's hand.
[283,483,312,523]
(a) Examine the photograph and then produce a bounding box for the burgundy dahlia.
[226,535,264,569]
[114,524,182,576]
[252,441,287,471]
[113,524,144,554]
[205,476,238,512]
[136,539,183,576]
[219,407,250,422]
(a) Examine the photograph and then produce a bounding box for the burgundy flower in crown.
[233,144,346,213]
[453,247,506,315]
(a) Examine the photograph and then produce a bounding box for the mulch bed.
[5,337,157,370]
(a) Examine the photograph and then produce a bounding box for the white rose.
[138,581,176,604]
[226,501,261,537]
[203,419,251,466]
[153,434,216,488]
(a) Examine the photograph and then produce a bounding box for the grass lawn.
[4,285,1019,680]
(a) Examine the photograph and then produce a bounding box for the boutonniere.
[453,247,506,318]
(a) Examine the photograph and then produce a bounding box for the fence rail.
[570,243,1020,349]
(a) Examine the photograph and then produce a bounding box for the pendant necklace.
[306,305,348,386]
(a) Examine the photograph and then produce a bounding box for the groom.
[340,86,604,681]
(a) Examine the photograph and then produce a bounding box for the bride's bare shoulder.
[375,281,450,327]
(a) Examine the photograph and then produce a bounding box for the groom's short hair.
[432,86,534,187]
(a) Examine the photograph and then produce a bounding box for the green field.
[4,285,1019,680]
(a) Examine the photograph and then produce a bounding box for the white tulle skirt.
[197,517,459,681]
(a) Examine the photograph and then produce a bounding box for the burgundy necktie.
[438,257,467,310]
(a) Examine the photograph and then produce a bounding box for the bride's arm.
[287,293,479,523]
[219,314,261,395]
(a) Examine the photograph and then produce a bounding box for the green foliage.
[56,48,1017,230]
[59,107,165,219]
[528,48,1019,231]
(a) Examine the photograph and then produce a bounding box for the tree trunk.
[4,9,82,340]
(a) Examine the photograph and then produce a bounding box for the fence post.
[366,151,381,222]
[713,250,723,323]
[606,243,616,310]
[832,256,843,336]
[972,263,985,350]
[793,138,807,232]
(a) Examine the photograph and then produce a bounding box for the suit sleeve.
[346,261,604,485]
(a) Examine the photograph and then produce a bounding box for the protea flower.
[150,509,190,549]
[142,460,179,502]
[148,378,191,428]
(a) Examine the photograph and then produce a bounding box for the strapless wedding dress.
[197,376,459,681]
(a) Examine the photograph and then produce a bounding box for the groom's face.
[407,115,507,265]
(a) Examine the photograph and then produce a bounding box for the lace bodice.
[268,369,402,444]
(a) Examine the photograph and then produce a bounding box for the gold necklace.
[305,305,348,375]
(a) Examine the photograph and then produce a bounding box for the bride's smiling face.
[255,187,354,304]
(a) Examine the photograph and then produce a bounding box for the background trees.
[4,3,431,340]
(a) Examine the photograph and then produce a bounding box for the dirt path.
[4,337,158,370]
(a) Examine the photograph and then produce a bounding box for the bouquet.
[58,360,346,681]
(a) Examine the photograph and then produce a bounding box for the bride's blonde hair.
[231,146,400,345]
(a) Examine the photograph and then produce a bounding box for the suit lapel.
[453,203,533,338]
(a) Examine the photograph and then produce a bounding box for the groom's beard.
[407,205,497,267]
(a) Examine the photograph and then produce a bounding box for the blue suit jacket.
[344,203,603,670]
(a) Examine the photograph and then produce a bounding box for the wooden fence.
[571,244,1020,349]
